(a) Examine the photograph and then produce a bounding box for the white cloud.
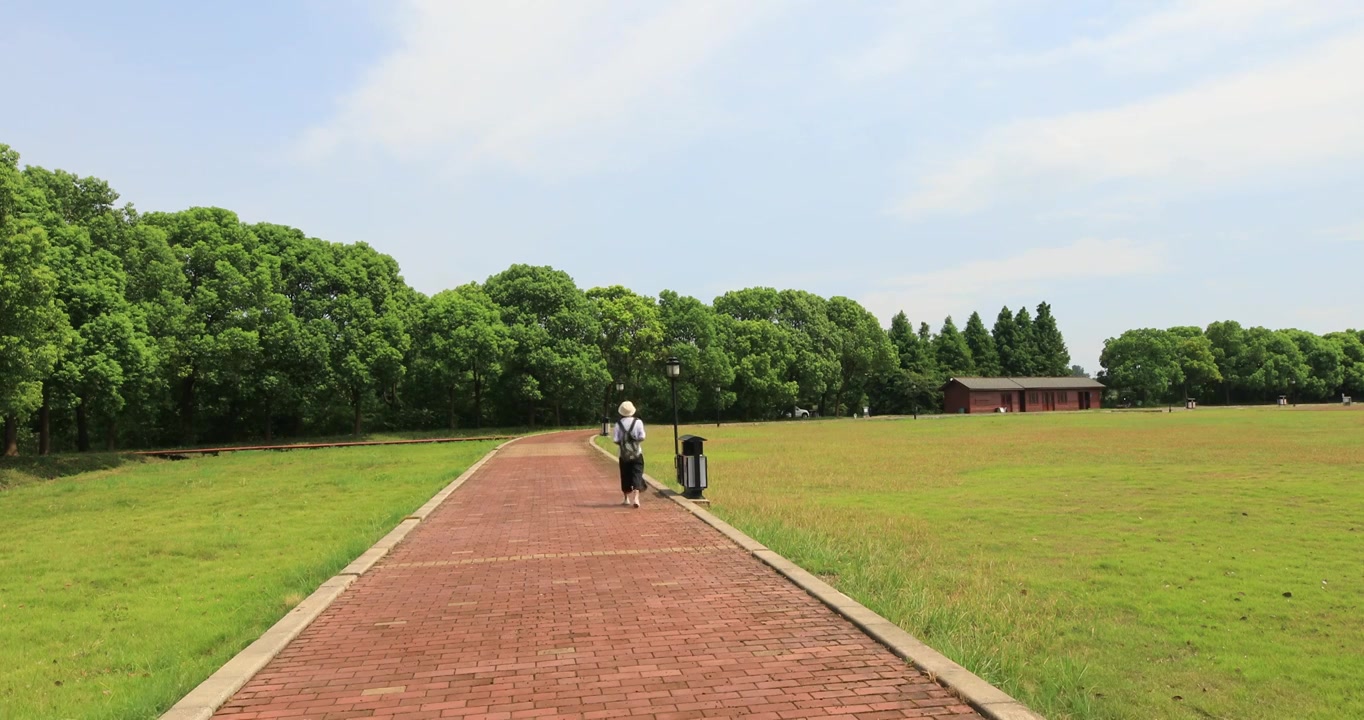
[860,238,1166,326]
[299,0,784,177]
[1019,0,1364,74]
[899,27,1364,216]
[835,0,1001,82]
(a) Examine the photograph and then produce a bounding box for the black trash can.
[678,434,708,500]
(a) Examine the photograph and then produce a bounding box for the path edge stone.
[158,435,525,720]
[587,434,1046,720]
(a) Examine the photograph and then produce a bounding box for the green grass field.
[603,407,1364,720]
[0,440,499,720]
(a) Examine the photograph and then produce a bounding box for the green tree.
[826,297,896,416]
[933,316,974,377]
[485,265,606,426]
[143,208,296,443]
[915,322,943,409]
[1099,329,1183,405]
[96,214,179,448]
[1167,327,1222,402]
[322,242,414,434]
[1205,320,1247,404]
[715,288,838,415]
[657,290,735,421]
[0,146,66,455]
[993,307,1022,376]
[1238,328,1308,402]
[252,223,336,440]
[24,165,147,453]
[777,290,840,412]
[588,285,664,405]
[1032,302,1071,376]
[883,317,934,413]
[963,311,1001,376]
[1324,331,1364,398]
[888,312,915,363]
[718,315,798,420]
[418,284,513,428]
[1283,329,1343,402]
[1012,306,1042,376]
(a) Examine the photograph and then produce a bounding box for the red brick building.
[941,377,1105,414]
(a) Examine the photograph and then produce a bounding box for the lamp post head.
[615,380,625,392]
[665,356,681,379]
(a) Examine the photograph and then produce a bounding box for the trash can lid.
[679,434,708,442]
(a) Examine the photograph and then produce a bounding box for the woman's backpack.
[618,418,643,461]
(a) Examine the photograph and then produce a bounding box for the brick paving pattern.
[212,432,983,719]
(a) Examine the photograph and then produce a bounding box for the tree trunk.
[180,373,196,445]
[834,380,846,418]
[264,399,274,444]
[105,420,118,451]
[3,416,18,457]
[473,371,482,429]
[448,385,457,430]
[76,398,91,452]
[554,401,562,427]
[38,383,51,456]
[351,389,363,436]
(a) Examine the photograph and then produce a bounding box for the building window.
[1059,391,1069,403]
[1029,392,1039,403]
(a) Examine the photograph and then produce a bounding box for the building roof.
[946,377,1024,391]
[944,376,1105,391]
[1013,376,1105,389]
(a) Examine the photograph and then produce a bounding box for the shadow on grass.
[0,425,549,491]
[0,452,151,491]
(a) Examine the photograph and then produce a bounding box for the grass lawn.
[0,440,499,720]
[601,407,1364,719]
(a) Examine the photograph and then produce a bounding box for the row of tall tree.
[867,304,1074,414]
[2,143,1076,455]
[1098,323,1364,405]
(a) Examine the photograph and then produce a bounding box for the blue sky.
[4,0,1362,372]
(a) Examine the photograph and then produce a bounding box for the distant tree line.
[2,143,1076,455]
[1098,324,1364,406]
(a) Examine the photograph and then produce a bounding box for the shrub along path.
[208,431,983,719]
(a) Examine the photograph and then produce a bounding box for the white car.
[792,406,811,418]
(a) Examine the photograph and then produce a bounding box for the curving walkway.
[209,432,985,719]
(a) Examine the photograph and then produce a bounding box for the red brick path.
[212,432,983,719]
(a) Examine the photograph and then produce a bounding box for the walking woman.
[614,401,646,507]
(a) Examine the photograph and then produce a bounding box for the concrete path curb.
[588,434,1046,720]
[158,436,523,720]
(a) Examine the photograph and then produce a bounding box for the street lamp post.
[665,357,681,485]
[715,385,722,427]
[1290,378,1296,407]
[665,358,681,456]
[602,378,626,436]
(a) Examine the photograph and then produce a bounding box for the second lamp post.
[665,357,681,482]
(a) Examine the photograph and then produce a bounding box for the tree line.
[2,143,1081,455]
[1099,323,1364,406]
